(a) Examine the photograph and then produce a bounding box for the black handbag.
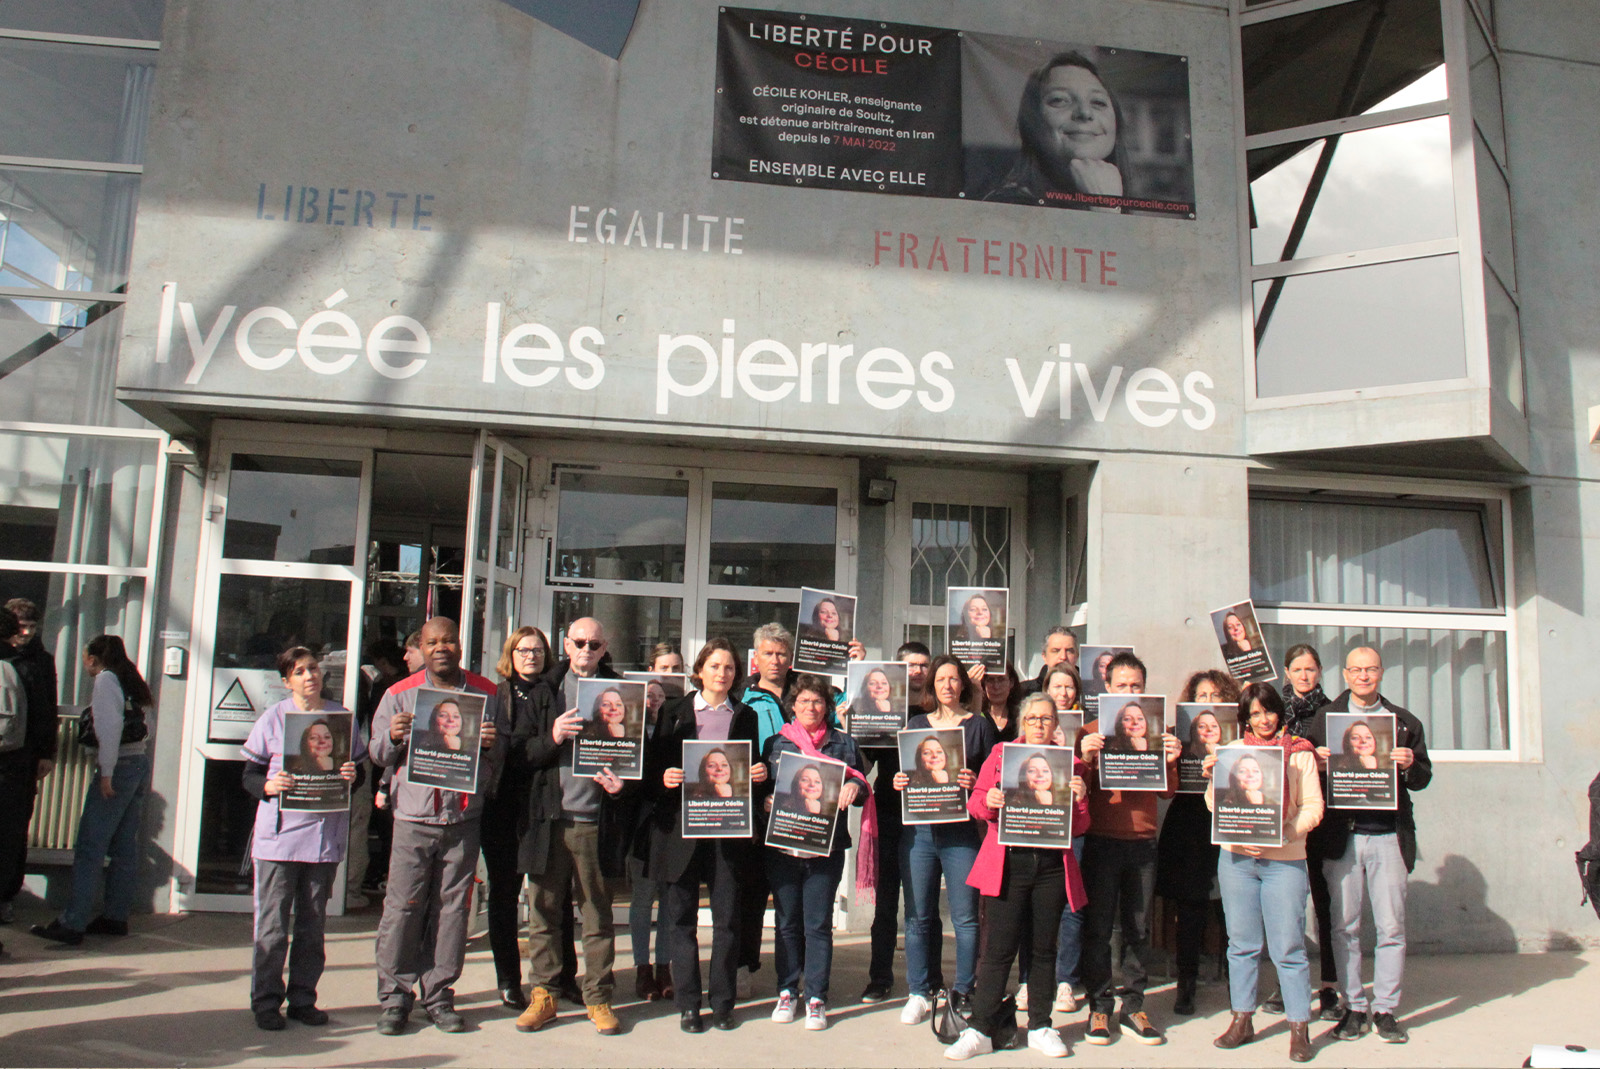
[930,989,1022,1049]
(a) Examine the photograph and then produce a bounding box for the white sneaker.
[1053,982,1077,1013]
[1015,985,1029,1012]
[1028,1027,1069,1058]
[901,993,932,1025]
[771,990,797,1024]
[804,998,828,1030]
[945,1027,993,1060]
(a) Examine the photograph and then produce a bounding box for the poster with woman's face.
[681,739,753,838]
[898,727,969,824]
[406,687,486,795]
[794,587,856,674]
[1174,703,1241,794]
[947,586,1009,670]
[844,660,909,747]
[1093,694,1168,790]
[1209,599,1277,684]
[1078,644,1133,717]
[281,710,352,812]
[572,678,646,780]
[624,671,688,738]
[997,743,1074,849]
[1212,745,1286,848]
[1326,712,1398,810]
[765,750,847,858]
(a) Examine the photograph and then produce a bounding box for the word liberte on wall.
[149,283,1217,431]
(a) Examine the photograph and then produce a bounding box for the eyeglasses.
[570,639,604,651]
[793,697,827,709]
[513,646,545,657]
[1020,715,1055,725]
[1345,666,1382,676]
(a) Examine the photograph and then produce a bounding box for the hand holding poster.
[1209,600,1277,684]
[281,710,353,812]
[844,660,909,746]
[898,727,969,824]
[1325,712,1399,810]
[682,740,754,838]
[1093,694,1168,791]
[1079,645,1132,717]
[572,678,647,780]
[1175,703,1240,794]
[406,687,486,795]
[794,587,856,674]
[1212,745,1287,848]
[947,586,1008,670]
[765,750,848,857]
[996,743,1075,848]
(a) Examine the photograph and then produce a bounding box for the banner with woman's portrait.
[1078,644,1133,717]
[844,659,909,746]
[1174,702,1240,794]
[1209,599,1276,683]
[682,739,753,838]
[1211,745,1286,848]
[281,710,353,812]
[947,586,1008,669]
[1093,694,1167,791]
[996,743,1074,849]
[572,678,647,779]
[406,687,486,794]
[794,587,856,674]
[765,750,847,857]
[898,727,968,824]
[1325,712,1398,810]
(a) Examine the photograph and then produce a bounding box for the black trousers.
[479,806,524,987]
[1080,835,1158,1015]
[664,840,742,1015]
[1306,833,1338,985]
[0,752,37,903]
[972,848,1065,1034]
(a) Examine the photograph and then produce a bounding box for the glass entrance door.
[463,433,528,675]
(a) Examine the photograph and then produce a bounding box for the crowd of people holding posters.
[1,587,1432,1064]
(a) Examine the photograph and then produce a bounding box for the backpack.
[0,659,25,754]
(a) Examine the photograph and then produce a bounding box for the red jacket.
[965,744,1089,911]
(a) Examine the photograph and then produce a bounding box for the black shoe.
[375,1007,408,1035]
[499,983,528,1010]
[85,916,129,936]
[286,1004,329,1026]
[680,1010,705,1033]
[1372,1011,1409,1043]
[254,1009,286,1031]
[1120,1010,1164,1045]
[1317,988,1342,1021]
[426,1005,466,1032]
[30,920,84,946]
[712,1009,737,1031]
[859,982,892,1003]
[1331,1009,1370,1041]
[558,981,585,1005]
[1261,990,1285,1015]
[1173,979,1196,1016]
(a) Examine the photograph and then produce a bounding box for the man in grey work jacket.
[368,616,505,1035]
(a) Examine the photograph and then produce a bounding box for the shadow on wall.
[1408,853,1518,954]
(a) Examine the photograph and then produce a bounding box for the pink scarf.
[778,720,878,903]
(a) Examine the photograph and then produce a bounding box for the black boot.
[1174,977,1197,1016]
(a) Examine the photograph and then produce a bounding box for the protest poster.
[765,750,848,857]
[844,660,909,746]
[572,678,647,779]
[406,687,486,794]
[996,743,1075,848]
[1094,694,1167,791]
[1210,599,1277,683]
[1174,702,1240,794]
[794,587,856,673]
[898,727,969,824]
[1212,745,1286,848]
[682,739,754,838]
[947,586,1008,670]
[281,710,353,812]
[1326,712,1399,810]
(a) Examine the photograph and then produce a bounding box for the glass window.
[1254,255,1467,396]
[223,455,363,565]
[1475,135,1515,292]
[1485,268,1524,411]
[0,569,145,703]
[1465,10,1507,167]
[1241,0,1444,136]
[0,39,155,163]
[0,304,144,428]
[0,431,159,567]
[708,482,837,588]
[498,455,523,571]
[1249,116,1456,264]
[0,0,166,39]
[1250,494,1500,609]
[705,598,798,660]
[909,502,1011,607]
[550,591,682,673]
[194,758,254,895]
[552,471,688,583]
[0,167,140,294]
[212,574,351,675]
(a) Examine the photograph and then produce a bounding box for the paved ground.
[1,904,1595,1067]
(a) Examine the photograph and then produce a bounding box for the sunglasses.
[570,639,604,651]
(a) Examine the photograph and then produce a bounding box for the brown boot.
[1214,1011,1255,1049]
[515,986,557,1033]
[1289,1021,1315,1062]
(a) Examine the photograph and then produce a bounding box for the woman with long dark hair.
[33,635,153,946]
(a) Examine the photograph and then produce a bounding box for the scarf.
[1282,683,1327,738]
[1254,725,1316,757]
[778,720,878,903]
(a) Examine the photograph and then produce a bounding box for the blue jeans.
[768,848,846,1003]
[902,823,980,997]
[63,752,149,930]
[1218,850,1312,1023]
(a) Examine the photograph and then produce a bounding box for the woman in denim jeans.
[893,654,998,1025]
[33,635,151,946]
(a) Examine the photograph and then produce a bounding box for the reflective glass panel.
[550,592,682,674]
[0,568,145,704]
[0,39,155,162]
[1466,11,1507,166]
[0,304,145,428]
[708,482,836,588]
[553,472,688,583]
[1485,267,1524,411]
[0,167,140,293]
[908,503,1011,607]
[223,455,363,565]
[1475,135,1515,293]
[474,451,494,564]
[0,0,166,39]
[0,431,158,567]
[1254,256,1468,396]
[704,598,799,663]
[213,574,351,678]
[497,455,523,570]
[195,758,254,895]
